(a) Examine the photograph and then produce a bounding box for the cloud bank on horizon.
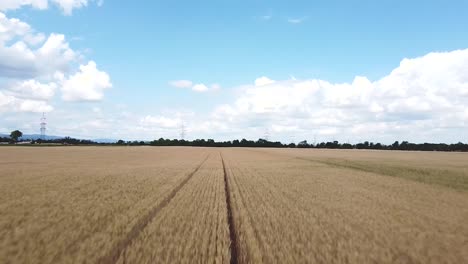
[208,50,468,143]
[0,1,467,143]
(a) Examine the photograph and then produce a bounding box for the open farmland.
[1,147,467,263]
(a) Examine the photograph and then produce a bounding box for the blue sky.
[1,0,468,143]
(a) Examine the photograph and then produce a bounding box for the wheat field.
[1,146,467,263]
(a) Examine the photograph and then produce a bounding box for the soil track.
[98,154,210,264]
[221,153,240,264]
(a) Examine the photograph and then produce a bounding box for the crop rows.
[0,147,211,263]
[1,147,467,263]
[115,153,231,263]
[221,148,468,263]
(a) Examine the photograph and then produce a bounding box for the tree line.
[1,130,98,145]
[3,130,468,152]
[120,138,468,152]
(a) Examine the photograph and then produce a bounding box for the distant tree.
[240,139,248,145]
[342,143,353,149]
[207,139,215,146]
[297,140,309,148]
[10,130,23,143]
[400,141,409,150]
[333,141,339,148]
[117,139,125,145]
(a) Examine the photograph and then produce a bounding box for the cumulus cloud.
[0,91,53,113]
[8,45,467,142]
[192,83,209,92]
[0,0,48,11]
[0,12,34,42]
[0,5,111,116]
[170,79,219,93]
[0,70,57,114]
[169,80,193,88]
[0,0,111,131]
[254,76,275,86]
[0,0,101,15]
[37,33,76,70]
[211,83,221,91]
[60,61,112,101]
[52,0,89,15]
[0,13,76,79]
[209,49,468,142]
[5,79,57,100]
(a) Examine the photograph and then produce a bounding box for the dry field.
[1,146,467,263]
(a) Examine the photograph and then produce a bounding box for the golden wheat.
[1,146,467,263]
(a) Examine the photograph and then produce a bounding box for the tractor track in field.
[220,153,240,264]
[97,154,211,264]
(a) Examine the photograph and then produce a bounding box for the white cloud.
[211,83,221,91]
[23,33,46,46]
[0,0,111,131]
[169,80,193,88]
[0,77,56,114]
[61,61,112,101]
[0,90,53,113]
[52,0,88,15]
[5,79,56,100]
[271,124,299,133]
[0,0,101,15]
[254,76,275,86]
[192,83,209,92]
[209,49,468,142]
[0,13,77,79]
[6,47,468,143]
[0,7,111,116]
[140,115,181,129]
[170,80,219,93]
[0,0,48,11]
[0,12,32,42]
[37,33,76,74]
